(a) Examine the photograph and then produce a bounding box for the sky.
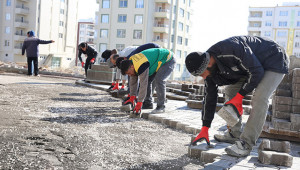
[78,0,294,51]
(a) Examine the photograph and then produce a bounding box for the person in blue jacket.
[22,31,54,76]
[185,36,289,157]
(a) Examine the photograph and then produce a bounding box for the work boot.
[225,140,251,157]
[151,105,165,114]
[142,101,153,109]
[214,129,240,144]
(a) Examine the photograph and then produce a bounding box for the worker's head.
[79,42,87,51]
[27,30,35,37]
[185,52,217,80]
[120,60,135,76]
[106,49,118,68]
[116,57,125,69]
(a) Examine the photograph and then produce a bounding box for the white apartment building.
[248,2,300,57]
[0,0,79,68]
[95,0,192,80]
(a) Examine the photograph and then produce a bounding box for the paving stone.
[186,100,203,109]
[292,77,300,84]
[188,144,209,158]
[273,96,293,105]
[272,111,290,120]
[185,126,197,134]
[272,103,292,113]
[204,158,237,169]
[290,122,300,131]
[258,150,293,167]
[258,139,291,153]
[169,120,178,128]
[272,118,291,130]
[200,145,228,164]
[292,105,300,113]
[275,89,292,97]
[176,122,189,131]
[278,83,292,90]
[188,94,204,101]
[293,68,300,77]
[292,90,300,99]
[292,84,300,91]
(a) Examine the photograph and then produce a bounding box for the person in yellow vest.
[120,48,176,114]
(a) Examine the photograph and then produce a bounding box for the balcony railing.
[15,19,29,23]
[155,9,170,13]
[154,24,169,28]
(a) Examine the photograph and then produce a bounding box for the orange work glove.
[225,93,244,117]
[191,126,210,146]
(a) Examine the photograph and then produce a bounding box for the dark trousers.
[27,57,38,75]
[84,57,95,76]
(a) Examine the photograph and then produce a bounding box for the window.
[116,44,125,51]
[117,29,126,38]
[102,0,110,8]
[297,21,300,27]
[171,35,174,43]
[264,31,271,36]
[279,11,288,16]
[266,11,272,16]
[135,15,143,24]
[176,50,181,58]
[6,0,11,6]
[60,9,64,14]
[173,6,176,14]
[172,20,175,28]
[295,52,300,58]
[59,33,63,38]
[278,21,287,27]
[99,43,107,53]
[5,27,10,34]
[185,38,188,46]
[187,12,190,20]
[118,14,127,23]
[136,0,144,8]
[119,0,128,8]
[176,64,181,72]
[80,38,84,42]
[179,8,184,17]
[101,14,109,23]
[178,22,183,31]
[265,21,272,26]
[296,31,300,38]
[60,0,65,2]
[182,0,185,4]
[4,40,10,46]
[298,11,300,16]
[177,36,182,45]
[80,24,85,28]
[277,31,287,37]
[5,13,10,20]
[188,0,191,6]
[133,30,142,39]
[100,29,108,38]
[80,31,84,35]
[278,42,286,48]
[295,42,300,48]
[184,51,187,58]
[186,25,189,33]
[59,21,64,27]
[253,23,260,27]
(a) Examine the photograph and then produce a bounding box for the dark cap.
[185,52,210,76]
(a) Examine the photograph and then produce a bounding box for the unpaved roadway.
[0,73,202,169]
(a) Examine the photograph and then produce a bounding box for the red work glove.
[133,102,143,114]
[225,93,244,116]
[81,62,85,68]
[112,83,119,90]
[191,126,210,146]
[90,58,95,64]
[124,95,136,105]
[121,84,125,89]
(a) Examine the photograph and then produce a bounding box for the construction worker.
[120,48,176,114]
[78,42,98,77]
[22,30,55,76]
[107,43,161,109]
[185,36,289,157]
[101,49,118,89]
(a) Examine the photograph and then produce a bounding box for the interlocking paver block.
[293,90,300,99]
[272,118,291,130]
[188,144,209,158]
[258,150,293,167]
[258,139,291,153]
[275,89,292,97]
[292,77,300,84]
[293,68,300,77]
[272,103,292,113]
[292,105,300,113]
[273,111,290,120]
[273,96,293,105]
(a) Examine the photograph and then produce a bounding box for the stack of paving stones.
[85,63,115,84]
[262,68,300,142]
[258,139,293,167]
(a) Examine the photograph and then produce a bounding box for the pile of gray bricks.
[262,68,300,142]
[258,139,293,167]
[86,63,115,84]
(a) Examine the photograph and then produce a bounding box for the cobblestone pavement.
[0,73,203,169]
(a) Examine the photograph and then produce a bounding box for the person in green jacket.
[120,48,176,114]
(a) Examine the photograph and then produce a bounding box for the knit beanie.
[185,52,210,76]
[101,50,112,61]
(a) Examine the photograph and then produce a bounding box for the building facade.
[248,2,300,57]
[94,0,192,80]
[0,0,79,68]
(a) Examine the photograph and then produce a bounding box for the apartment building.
[95,0,192,80]
[248,2,300,57]
[0,0,79,68]
[76,19,95,66]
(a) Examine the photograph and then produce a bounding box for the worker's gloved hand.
[191,126,210,146]
[90,58,95,64]
[81,62,85,68]
[112,83,119,91]
[225,93,244,116]
[124,95,136,105]
[133,102,143,114]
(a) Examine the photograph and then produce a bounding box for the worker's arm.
[137,68,149,102]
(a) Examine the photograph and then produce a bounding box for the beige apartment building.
[0,0,79,68]
[95,0,192,80]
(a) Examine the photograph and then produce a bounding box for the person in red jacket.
[185,36,289,157]
[78,42,98,77]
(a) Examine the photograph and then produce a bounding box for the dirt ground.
[0,73,203,169]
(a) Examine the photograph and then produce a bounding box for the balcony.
[152,39,168,48]
[14,19,29,28]
[15,5,29,15]
[247,26,261,32]
[154,9,170,19]
[153,24,169,33]
[248,16,262,22]
[14,32,27,41]
[155,0,171,4]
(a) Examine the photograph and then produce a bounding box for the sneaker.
[34,74,40,77]
[151,106,165,114]
[142,102,153,109]
[225,141,251,157]
[214,130,239,144]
